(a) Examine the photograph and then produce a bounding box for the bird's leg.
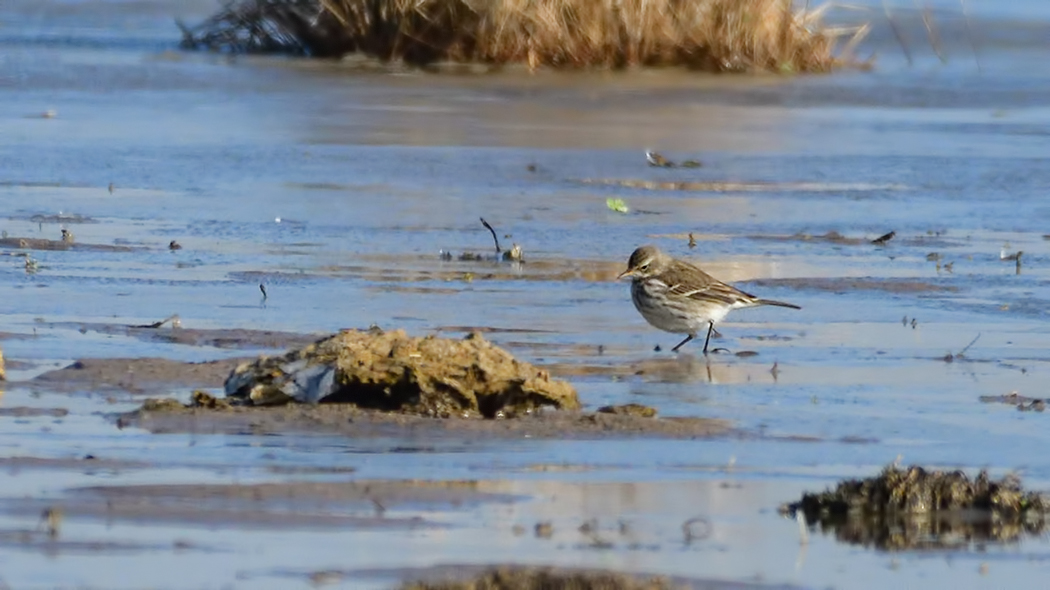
[701,322,715,354]
[671,333,694,352]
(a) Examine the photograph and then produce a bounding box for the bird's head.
[618,245,670,280]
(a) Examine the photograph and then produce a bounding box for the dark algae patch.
[398,566,687,590]
[224,328,579,417]
[781,465,1050,550]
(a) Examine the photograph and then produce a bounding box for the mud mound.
[781,464,1050,550]
[224,329,579,417]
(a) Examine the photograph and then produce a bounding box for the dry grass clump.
[180,0,860,73]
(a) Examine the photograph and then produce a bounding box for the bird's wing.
[666,264,758,306]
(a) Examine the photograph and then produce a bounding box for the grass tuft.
[181,0,866,73]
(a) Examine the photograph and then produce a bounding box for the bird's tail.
[754,299,801,310]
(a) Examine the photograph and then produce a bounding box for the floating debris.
[780,464,1050,550]
[871,230,895,245]
[134,314,182,329]
[941,333,980,363]
[38,507,63,538]
[224,329,580,416]
[441,218,524,263]
[605,198,629,214]
[502,243,524,262]
[645,150,673,168]
[645,150,701,169]
[597,403,656,418]
[979,392,1046,412]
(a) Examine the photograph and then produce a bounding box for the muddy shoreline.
[118,400,729,439]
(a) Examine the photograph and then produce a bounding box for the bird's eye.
[639,263,649,271]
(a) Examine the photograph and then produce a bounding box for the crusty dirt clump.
[224,329,579,417]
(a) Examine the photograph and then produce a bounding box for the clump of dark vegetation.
[781,464,1050,550]
[399,566,684,590]
[179,0,864,73]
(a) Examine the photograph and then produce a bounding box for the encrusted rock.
[224,329,579,417]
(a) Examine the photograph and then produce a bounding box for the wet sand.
[4,0,1050,588]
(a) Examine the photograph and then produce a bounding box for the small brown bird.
[618,245,800,353]
[169,240,182,250]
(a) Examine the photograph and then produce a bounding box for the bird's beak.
[617,268,634,280]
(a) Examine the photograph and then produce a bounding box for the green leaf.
[606,198,629,214]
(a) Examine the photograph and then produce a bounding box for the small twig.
[480,217,501,254]
[958,333,981,357]
[134,314,181,329]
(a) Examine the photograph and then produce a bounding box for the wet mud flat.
[118,398,728,439]
[6,0,1050,588]
[25,327,730,437]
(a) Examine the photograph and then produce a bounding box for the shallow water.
[3,0,1050,588]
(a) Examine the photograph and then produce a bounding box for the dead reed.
[181,0,859,73]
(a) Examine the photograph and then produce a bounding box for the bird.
[168,240,182,250]
[60,228,74,243]
[618,245,800,354]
